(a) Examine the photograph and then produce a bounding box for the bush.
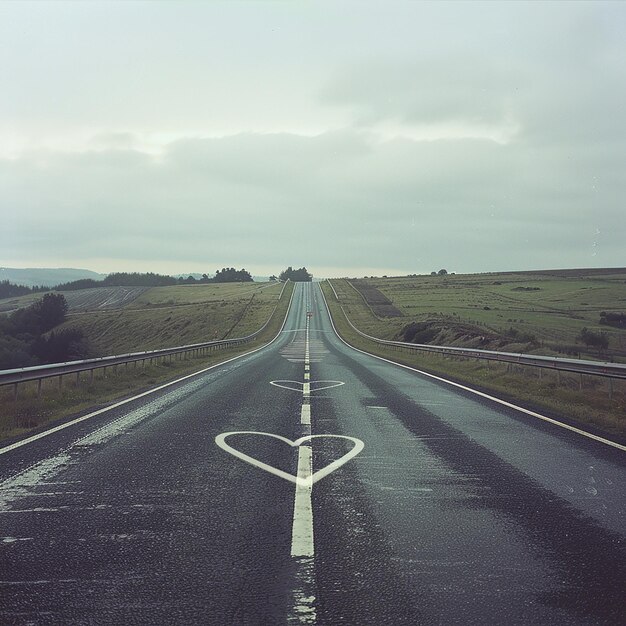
[505,326,537,344]
[599,312,625,327]
[11,293,68,335]
[578,327,609,351]
[0,293,72,369]
[0,335,37,369]
[31,328,91,364]
[401,322,439,344]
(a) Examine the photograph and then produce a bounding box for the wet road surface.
[1,282,625,624]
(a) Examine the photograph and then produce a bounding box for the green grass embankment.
[0,282,294,442]
[365,270,626,359]
[59,281,284,354]
[322,280,625,440]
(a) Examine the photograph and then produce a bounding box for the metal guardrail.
[326,280,626,380]
[0,281,293,393]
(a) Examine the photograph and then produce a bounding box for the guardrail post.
[37,378,42,397]
[76,371,80,386]
[608,378,613,401]
[13,383,18,401]
[90,369,94,383]
[579,373,583,391]
[59,374,63,390]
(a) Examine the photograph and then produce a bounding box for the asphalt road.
[1,282,625,625]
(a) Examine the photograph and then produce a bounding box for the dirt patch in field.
[350,280,404,317]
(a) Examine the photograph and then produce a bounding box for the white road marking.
[291,445,314,557]
[270,380,306,391]
[292,308,315,564]
[300,404,311,425]
[214,434,364,487]
[270,380,345,393]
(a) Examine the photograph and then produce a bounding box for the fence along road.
[327,280,626,381]
[0,282,624,624]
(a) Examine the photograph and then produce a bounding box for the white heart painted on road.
[270,380,345,392]
[215,431,364,486]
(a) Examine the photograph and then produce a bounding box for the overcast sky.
[1,1,624,278]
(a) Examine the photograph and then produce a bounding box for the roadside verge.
[0,282,295,445]
[320,282,626,450]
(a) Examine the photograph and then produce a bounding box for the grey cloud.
[320,4,626,150]
[2,124,624,275]
[88,133,138,151]
[320,56,523,128]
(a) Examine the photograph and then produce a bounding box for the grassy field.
[57,281,284,355]
[336,270,626,360]
[0,281,279,314]
[0,281,292,442]
[129,281,277,307]
[323,277,625,439]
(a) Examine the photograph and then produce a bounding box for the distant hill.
[0,267,106,288]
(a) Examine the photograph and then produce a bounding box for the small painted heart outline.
[270,380,345,392]
[215,431,364,487]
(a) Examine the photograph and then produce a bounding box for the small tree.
[438,269,448,276]
[34,293,68,331]
[11,293,68,335]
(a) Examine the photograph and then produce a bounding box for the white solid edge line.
[0,285,297,456]
[318,284,626,453]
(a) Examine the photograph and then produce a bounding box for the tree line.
[277,267,312,282]
[0,269,256,296]
[57,269,254,288]
[1,266,318,297]
[0,280,49,299]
